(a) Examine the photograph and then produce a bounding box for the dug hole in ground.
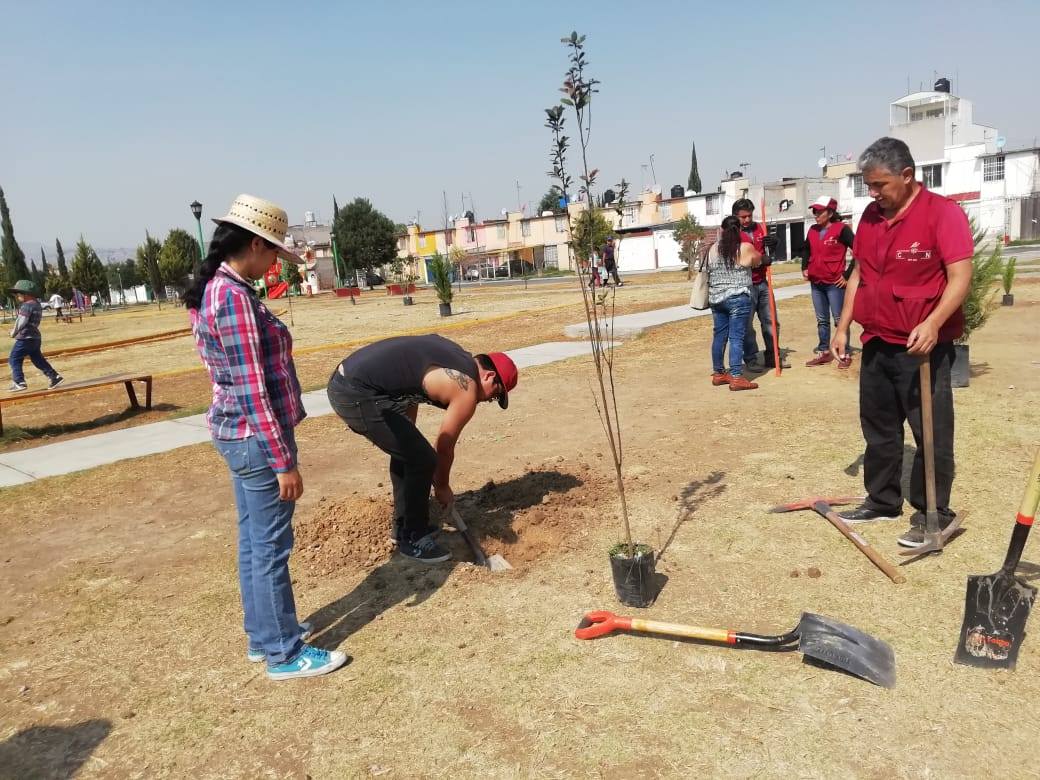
[2,283,1040,776]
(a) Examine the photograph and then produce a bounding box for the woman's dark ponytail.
[717,215,741,267]
[182,222,257,310]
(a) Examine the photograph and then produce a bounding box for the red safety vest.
[806,222,847,284]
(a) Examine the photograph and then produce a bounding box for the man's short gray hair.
[858,137,915,175]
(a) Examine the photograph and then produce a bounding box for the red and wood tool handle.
[574,610,797,647]
[1002,447,1040,575]
[813,501,906,584]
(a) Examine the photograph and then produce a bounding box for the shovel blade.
[486,554,513,572]
[797,612,897,688]
[954,572,1037,669]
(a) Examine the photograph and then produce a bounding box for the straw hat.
[213,194,303,264]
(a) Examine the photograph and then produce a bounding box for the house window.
[544,244,559,269]
[705,195,720,215]
[984,155,1005,182]
[496,224,506,240]
[521,220,531,237]
[849,174,867,197]
[921,164,942,189]
[467,227,476,243]
[660,203,672,221]
[622,205,636,226]
[555,215,567,233]
[445,231,453,246]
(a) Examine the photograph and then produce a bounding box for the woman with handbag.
[704,215,762,390]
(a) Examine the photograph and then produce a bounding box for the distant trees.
[687,141,702,193]
[158,228,197,289]
[332,198,398,279]
[538,187,565,214]
[136,232,164,299]
[70,236,109,301]
[0,184,29,292]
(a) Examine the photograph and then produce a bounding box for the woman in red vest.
[801,197,855,366]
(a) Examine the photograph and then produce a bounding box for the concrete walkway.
[0,283,815,488]
[0,341,609,488]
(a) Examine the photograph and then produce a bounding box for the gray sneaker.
[398,532,451,563]
[897,512,956,548]
[7,382,27,392]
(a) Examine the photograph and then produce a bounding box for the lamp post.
[190,200,205,278]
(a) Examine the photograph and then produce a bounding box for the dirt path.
[2,284,1039,777]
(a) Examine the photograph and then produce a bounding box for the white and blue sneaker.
[247,621,313,663]
[267,643,347,681]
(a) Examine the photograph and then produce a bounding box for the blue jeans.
[711,293,752,377]
[213,432,304,665]
[9,338,58,385]
[743,281,778,365]
[810,282,847,353]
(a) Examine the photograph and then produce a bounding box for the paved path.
[0,283,814,488]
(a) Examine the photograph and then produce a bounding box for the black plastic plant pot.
[439,302,452,317]
[1003,293,1014,306]
[609,543,656,608]
[403,296,414,306]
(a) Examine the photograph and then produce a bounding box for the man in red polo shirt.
[733,199,786,369]
[831,137,973,548]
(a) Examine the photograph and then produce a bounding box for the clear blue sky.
[3,0,1038,251]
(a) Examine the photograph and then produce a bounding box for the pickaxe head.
[768,496,861,514]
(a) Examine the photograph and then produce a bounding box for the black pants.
[859,339,955,520]
[605,263,621,285]
[327,375,436,538]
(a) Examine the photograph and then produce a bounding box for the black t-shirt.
[337,334,477,408]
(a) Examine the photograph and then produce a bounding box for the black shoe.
[397,532,451,563]
[837,505,901,524]
[897,513,956,548]
[763,359,792,370]
[48,375,64,389]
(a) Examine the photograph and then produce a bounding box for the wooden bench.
[0,372,152,435]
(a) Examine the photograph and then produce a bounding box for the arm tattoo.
[443,368,470,390]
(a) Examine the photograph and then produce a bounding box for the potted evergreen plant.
[1002,256,1017,306]
[952,222,1003,387]
[428,253,454,316]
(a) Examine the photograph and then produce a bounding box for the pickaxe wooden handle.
[812,501,906,584]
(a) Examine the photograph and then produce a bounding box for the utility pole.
[649,154,657,186]
[516,180,522,213]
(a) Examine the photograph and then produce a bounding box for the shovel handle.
[1003,447,1040,574]
[575,611,797,647]
[919,360,939,531]
[813,502,906,584]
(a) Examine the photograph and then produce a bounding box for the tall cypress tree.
[333,195,340,221]
[56,238,69,279]
[30,259,44,291]
[40,246,49,277]
[0,184,29,287]
[687,141,702,194]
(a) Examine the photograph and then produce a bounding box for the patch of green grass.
[0,425,30,445]
[1008,238,1040,246]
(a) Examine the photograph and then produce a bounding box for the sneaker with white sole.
[266,643,347,681]
[48,375,65,389]
[247,621,313,663]
[397,532,451,563]
[7,382,27,392]
[837,505,901,524]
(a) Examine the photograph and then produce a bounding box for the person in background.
[48,291,65,320]
[733,199,786,370]
[184,194,347,681]
[704,215,763,391]
[327,335,518,562]
[831,138,973,548]
[602,237,622,286]
[800,197,855,366]
[7,279,63,392]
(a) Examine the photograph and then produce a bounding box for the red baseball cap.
[810,196,839,213]
[487,352,518,409]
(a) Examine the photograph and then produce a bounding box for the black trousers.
[327,375,436,538]
[859,339,955,520]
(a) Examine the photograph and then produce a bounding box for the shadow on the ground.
[10,403,181,440]
[659,471,726,561]
[455,469,584,544]
[0,719,112,779]
[305,555,456,651]
[970,362,992,378]
[1016,561,1040,582]
[845,445,917,499]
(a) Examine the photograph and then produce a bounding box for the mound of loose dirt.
[294,462,606,574]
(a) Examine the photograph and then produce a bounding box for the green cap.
[7,279,37,296]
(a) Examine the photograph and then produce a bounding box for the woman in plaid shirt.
[184,194,346,681]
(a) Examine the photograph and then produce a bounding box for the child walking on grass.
[7,279,63,392]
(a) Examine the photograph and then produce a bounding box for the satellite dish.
[817,157,828,169]
[500,208,508,216]
[996,136,1007,149]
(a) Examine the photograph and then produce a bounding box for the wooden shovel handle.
[813,502,906,584]
[629,618,733,644]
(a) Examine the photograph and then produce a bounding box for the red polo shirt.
[740,224,767,284]
[851,186,973,346]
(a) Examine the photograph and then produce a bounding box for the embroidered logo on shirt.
[895,242,933,261]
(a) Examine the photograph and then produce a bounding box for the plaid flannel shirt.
[190,263,304,472]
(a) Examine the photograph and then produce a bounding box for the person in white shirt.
[48,293,65,319]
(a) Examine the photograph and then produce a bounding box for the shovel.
[576,609,896,688]
[954,447,1040,669]
[899,358,964,558]
[447,505,512,572]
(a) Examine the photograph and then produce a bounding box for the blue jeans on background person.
[213,431,304,665]
[9,338,59,385]
[711,293,752,377]
[743,281,778,366]
[810,281,846,353]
